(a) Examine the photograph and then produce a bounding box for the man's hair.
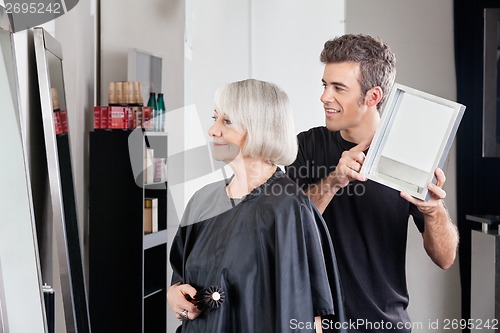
[214,79,298,166]
[320,34,396,109]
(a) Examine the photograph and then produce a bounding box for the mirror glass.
[483,8,500,157]
[0,8,47,333]
[33,27,90,333]
[361,83,466,201]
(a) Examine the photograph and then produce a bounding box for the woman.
[168,79,344,332]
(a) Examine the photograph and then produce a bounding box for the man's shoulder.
[297,126,338,147]
[298,126,328,137]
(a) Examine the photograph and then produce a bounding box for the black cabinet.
[89,130,168,332]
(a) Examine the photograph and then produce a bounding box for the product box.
[144,197,158,234]
[109,106,128,129]
[130,106,142,128]
[93,106,101,129]
[59,110,68,134]
[53,111,62,135]
[93,106,110,129]
[144,148,155,184]
[100,106,109,129]
[153,157,167,183]
[125,107,134,129]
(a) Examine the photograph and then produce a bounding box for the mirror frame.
[360,83,466,201]
[483,8,500,157]
[0,7,47,333]
[33,27,91,333]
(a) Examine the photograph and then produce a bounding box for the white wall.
[190,0,345,144]
[346,0,461,329]
[100,0,185,110]
[251,0,345,134]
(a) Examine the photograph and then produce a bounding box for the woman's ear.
[364,86,383,108]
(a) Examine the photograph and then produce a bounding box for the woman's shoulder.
[191,178,227,200]
[181,178,230,226]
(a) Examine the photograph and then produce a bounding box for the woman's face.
[208,109,246,163]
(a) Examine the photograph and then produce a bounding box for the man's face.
[320,61,368,133]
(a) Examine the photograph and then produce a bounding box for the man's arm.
[305,174,341,214]
[400,168,458,270]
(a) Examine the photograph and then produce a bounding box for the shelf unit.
[89,130,168,333]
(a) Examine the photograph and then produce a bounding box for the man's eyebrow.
[322,79,349,89]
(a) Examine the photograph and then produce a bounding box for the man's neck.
[340,108,380,144]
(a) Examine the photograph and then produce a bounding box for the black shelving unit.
[89,130,168,333]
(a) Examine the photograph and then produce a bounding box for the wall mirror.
[0,7,47,333]
[360,83,466,201]
[33,27,91,333]
[483,8,500,157]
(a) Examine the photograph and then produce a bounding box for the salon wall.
[346,0,461,327]
[190,0,345,137]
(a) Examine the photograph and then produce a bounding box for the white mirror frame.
[360,83,466,201]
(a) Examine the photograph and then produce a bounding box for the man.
[286,34,458,332]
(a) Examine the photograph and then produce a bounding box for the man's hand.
[400,168,447,215]
[400,168,458,269]
[327,139,370,191]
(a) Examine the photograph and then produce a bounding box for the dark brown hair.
[320,34,396,108]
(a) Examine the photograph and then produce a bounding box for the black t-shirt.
[286,127,424,333]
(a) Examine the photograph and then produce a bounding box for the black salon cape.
[170,170,345,333]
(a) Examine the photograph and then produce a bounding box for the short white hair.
[214,79,298,166]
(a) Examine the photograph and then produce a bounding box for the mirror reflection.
[47,50,68,135]
[33,27,90,333]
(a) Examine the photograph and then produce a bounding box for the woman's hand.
[167,283,202,321]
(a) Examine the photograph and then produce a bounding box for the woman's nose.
[208,123,221,137]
